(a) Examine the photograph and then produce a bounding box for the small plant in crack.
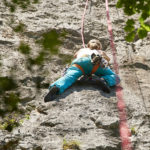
[63,139,81,150]
[17,41,31,55]
[13,22,26,33]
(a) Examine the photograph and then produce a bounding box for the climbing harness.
[72,53,107,75]
[105,0,132,150]
[72,63,100,75]
[72,64,85,74]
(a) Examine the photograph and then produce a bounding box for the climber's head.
[87,39,102,50]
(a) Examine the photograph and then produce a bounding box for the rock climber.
[44,39,120,102]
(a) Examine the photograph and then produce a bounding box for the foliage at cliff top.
[117,0,150,42]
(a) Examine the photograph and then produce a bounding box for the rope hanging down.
[105,0,132,150]
[81,0,132,149]
[81,0,89,48]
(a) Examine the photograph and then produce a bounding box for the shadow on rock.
[54,82,116,102]
[20,76,49,89]
[122,62,150,70]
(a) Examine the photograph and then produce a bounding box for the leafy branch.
[116,0,150,41]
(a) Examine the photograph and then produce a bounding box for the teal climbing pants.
[49,56,120,94]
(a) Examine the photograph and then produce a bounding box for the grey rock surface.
[0,0,150,150]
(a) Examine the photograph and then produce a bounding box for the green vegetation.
[0,77,17,95]
[58,53,73,64]
[27,52,45,67]
[63,139,81,150]
[3,0,39,12]
[0,86,33,132]
[18,41,31,55]
[25,30,66,69]
[33,0,39,4]
[15,30,66,71]
[0,93,21,132]
[0,77,20,130]
[25,114,30,120]
[0,29,66,131]
[3,93,20,111]
[116,0,150,41]
[0,117,20,132]
[1,0,67,132]
[13,22,25,33]
[0,112,31,132]
[36,30,65,55]
[0,92,20,117]
[131,126,136,135]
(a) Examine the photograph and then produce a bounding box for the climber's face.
[87,39,102,50]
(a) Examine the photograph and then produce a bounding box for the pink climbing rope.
[81,0,89,48]
[81,1,132,149]
[105,0,132,150]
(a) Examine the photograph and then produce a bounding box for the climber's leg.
[49,66,83,94]
[95,67,120,87]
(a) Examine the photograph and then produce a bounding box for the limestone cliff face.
[0,0,150,150]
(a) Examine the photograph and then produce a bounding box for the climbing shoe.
[96,78,111,93]
[44,85,59,102]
